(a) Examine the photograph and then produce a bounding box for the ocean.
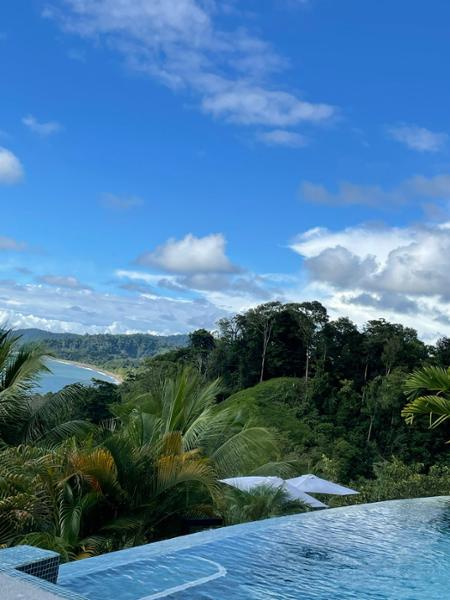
[35,358,120,393]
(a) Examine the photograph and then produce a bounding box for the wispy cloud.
[387,124,448,152]
[37,274,91,290]
[100,193,144,210]
[202,87,333,127]
[0,278,227,334]
[300,173,450,208]
[257,129,308,148]
[22,114,62,136]
[300,180,404,207]
[0,147,24,184]
[0,235,28,251]
[119,281,159,295]
[116,266,284,314]
[46,0,335,133]
[67,47,86,62]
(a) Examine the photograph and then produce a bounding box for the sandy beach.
[50,358,124,384]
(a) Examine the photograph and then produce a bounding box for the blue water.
[36,358,119,393]
[58,497,450,599]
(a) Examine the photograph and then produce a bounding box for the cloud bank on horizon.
[2,1,450,341]
[3,221,450,341]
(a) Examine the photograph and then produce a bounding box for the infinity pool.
[58,497,450,599]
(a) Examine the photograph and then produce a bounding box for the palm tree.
[98,369,282,542]
[219,485,308,525]
[116,368,280,477]
[0,329,48,439]
[0,328,90,446]
[0,445,56,549]
[402,366,450,440]
[10,384,92,447]
[0,443,118,559]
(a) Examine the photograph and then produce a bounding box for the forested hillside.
[127,301,450,489]
[17,328,188,368]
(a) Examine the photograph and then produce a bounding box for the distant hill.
[17,328,75,343]
[16,328,189,368]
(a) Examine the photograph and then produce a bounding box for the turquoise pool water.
[58,497,450,599]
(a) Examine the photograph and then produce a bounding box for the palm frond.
[155,452,217,497]
[402,395,450,427]
[1,343,49,393]
[404,366,450,398]
[21,384,92,446]
[211,426,278,477]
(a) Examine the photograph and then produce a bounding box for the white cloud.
[292,225,412,264]
[47,0,335,130]
[22,115,62,136]
[388,124,447,152]
[0,147,24,184]
[290,221,450,339]
[137,233,237,274]
[37,275,91,290]
[100,193,144,210]
[257,129,308,147]
[8,221,450,340]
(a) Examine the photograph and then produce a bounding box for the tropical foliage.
[0,330,88,446]
[329,459,450,506]
[0,341,280,558]
[402,366,450,440]
[2,299,450,560]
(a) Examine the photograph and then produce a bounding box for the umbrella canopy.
[287,474,358,496]
[220,476,284,492]
[219,477,328,509]
[282,481,328,508]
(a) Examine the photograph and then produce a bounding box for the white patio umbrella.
[287,474,358,496]
[219,476,328,509]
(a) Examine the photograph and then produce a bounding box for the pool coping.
[0,546,87,600]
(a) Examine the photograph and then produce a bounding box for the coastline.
[49,358,124,385]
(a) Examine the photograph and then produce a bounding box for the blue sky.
[1,0,450,339]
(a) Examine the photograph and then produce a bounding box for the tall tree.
[188,329,216,375]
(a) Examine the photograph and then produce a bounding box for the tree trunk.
[305,347,310,384]
[259,321,272,383]
[367,414,374,442]
[364,360,369,382]
[259,345,267,383]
